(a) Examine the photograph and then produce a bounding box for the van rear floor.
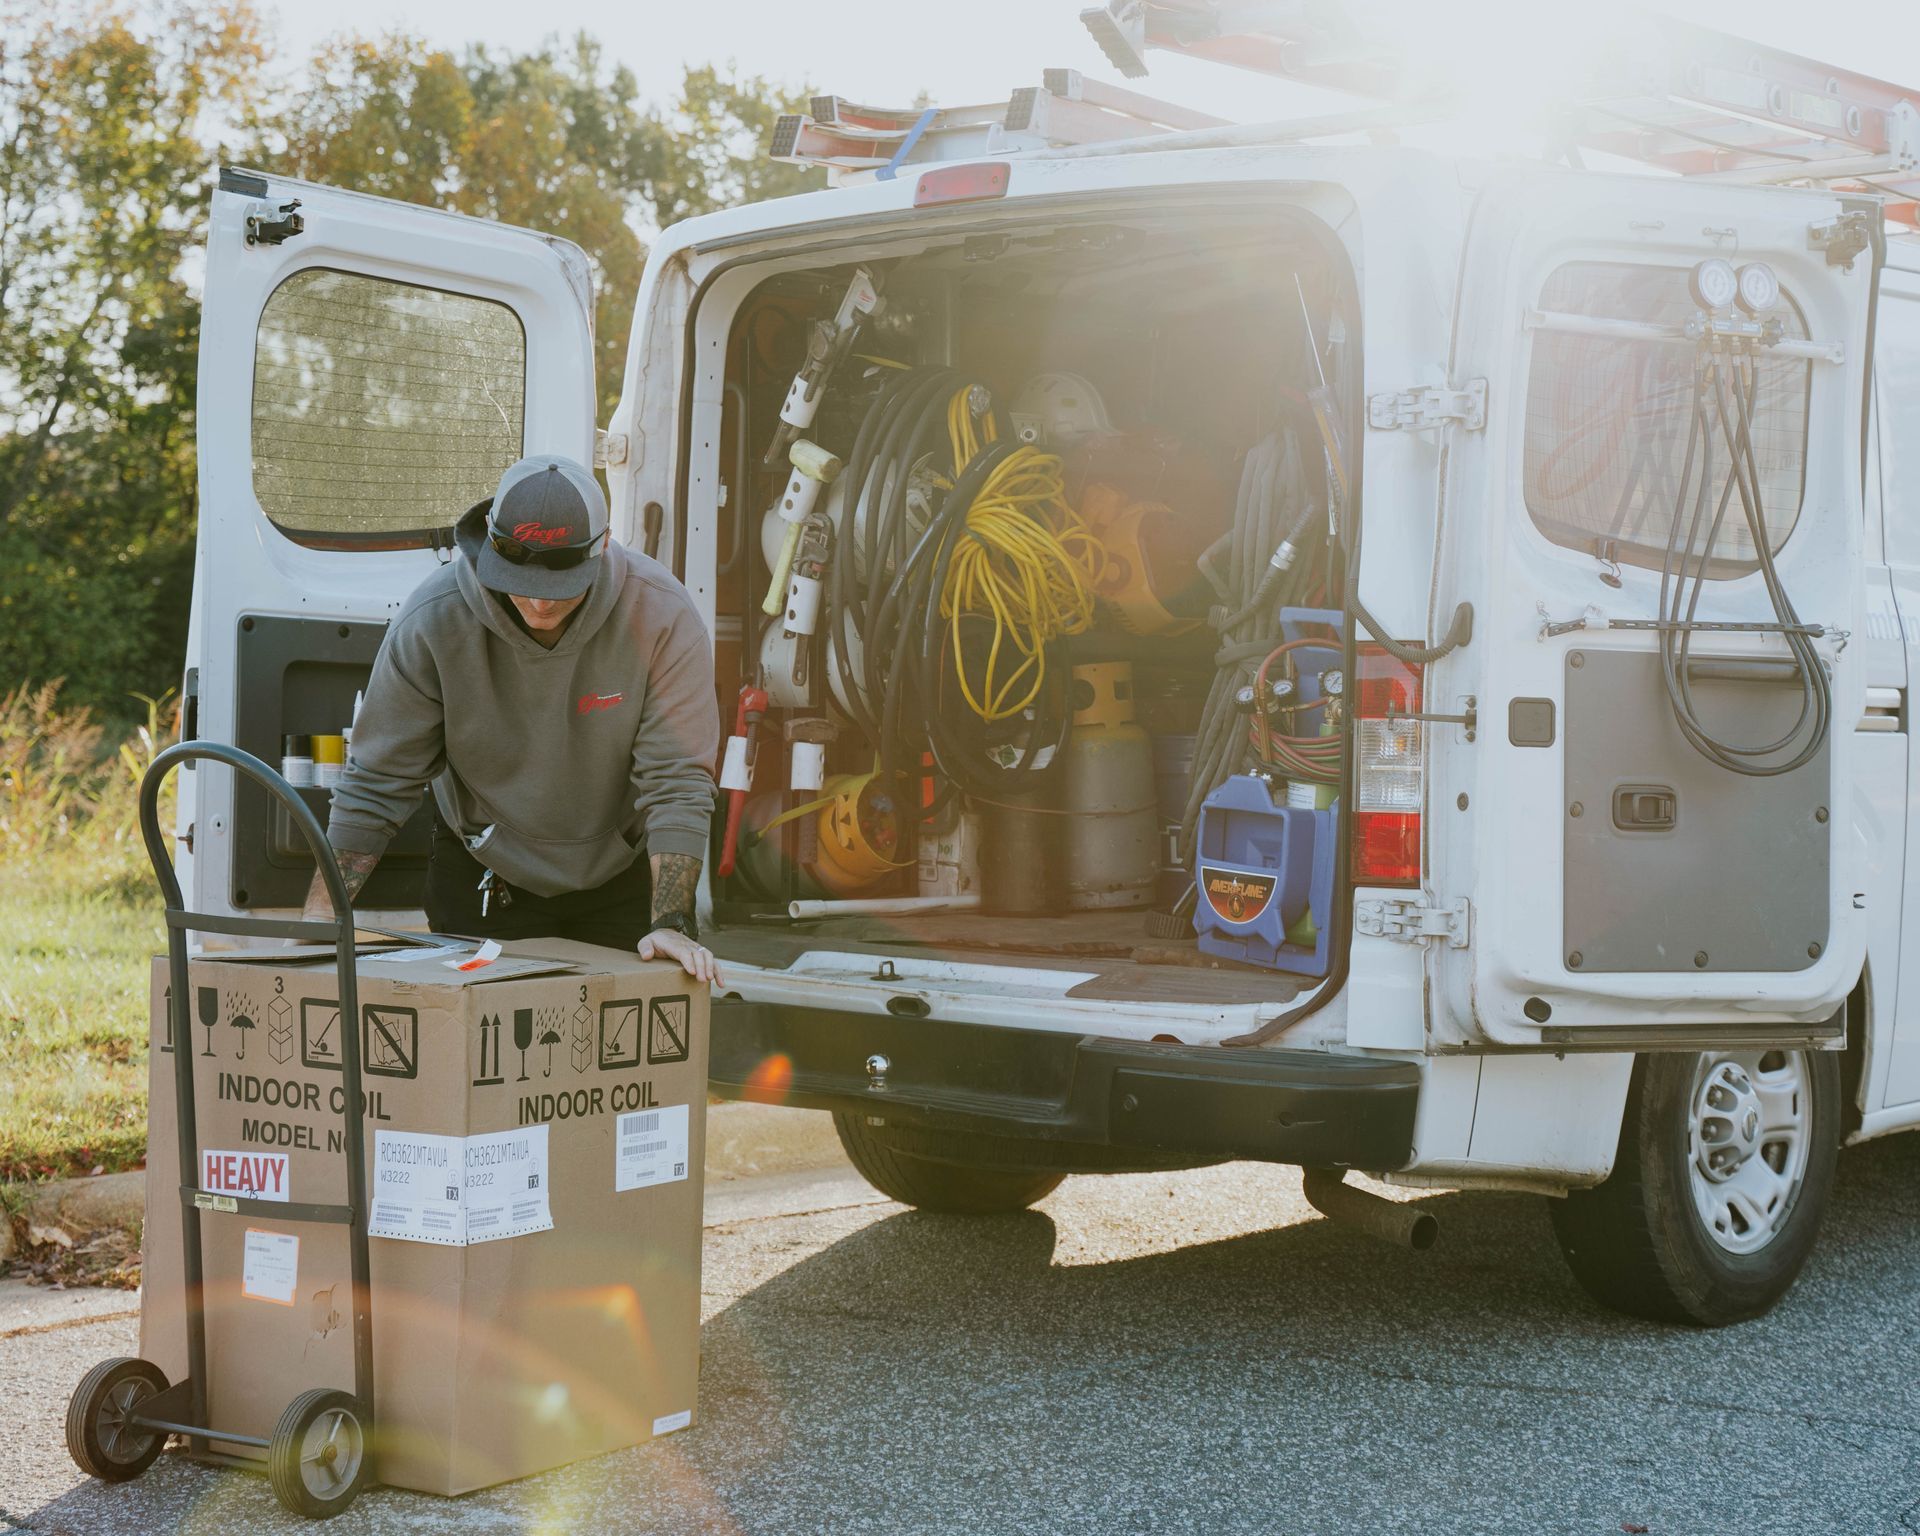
[712,912,1306,1007]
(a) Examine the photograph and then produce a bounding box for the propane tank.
[1060,662,1157,911]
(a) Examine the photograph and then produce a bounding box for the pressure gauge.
[1735,261,1780,315]
[1320,668,1345,699]
[1690,258,1739,311]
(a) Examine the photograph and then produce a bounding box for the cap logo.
[511,521,574,547]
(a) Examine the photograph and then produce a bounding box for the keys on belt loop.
[477,868,512,917]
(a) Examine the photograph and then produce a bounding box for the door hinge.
[594,429,627,469]
[244,199,304,247]
[1354,897,1471,948]
[1807,209,1875,271]
[1367,379,1487,433]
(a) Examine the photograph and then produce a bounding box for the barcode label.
[615,1103,689,1193]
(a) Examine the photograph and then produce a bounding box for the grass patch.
[0,684,169,1183]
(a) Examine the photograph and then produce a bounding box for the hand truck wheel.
[268,1388,370,1519]
[66,1357,170,1482]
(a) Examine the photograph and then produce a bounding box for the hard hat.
[1009,372,1115,447]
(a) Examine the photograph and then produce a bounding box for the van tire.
[1548,1048,1839,1326]
[832,1112,1065,1213]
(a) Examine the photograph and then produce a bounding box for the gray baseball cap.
[473,455,609,599]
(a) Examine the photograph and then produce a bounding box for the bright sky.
[262,0,1920,137]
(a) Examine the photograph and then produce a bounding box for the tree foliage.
[0,2,819,715]
[0,1,265,711]
[253,35,818,422]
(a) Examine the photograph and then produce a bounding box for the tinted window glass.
[1523,261,1810,574]
[252,269,526,546]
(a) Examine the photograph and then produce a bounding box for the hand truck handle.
[138,740,377,1433]
[138,740,361,934]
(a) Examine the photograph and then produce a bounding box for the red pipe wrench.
[716,684,769,878]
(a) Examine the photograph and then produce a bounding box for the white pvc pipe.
[788,894,983,919]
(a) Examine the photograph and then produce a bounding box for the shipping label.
[241,1228,299,1306]
[369,1126,553,1247]
[615,1104,690,1193]
[368,1130,466,1246]
[462,1124,552,1244]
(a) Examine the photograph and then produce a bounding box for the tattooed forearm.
[650,851,701,929]
[302,850,382,919]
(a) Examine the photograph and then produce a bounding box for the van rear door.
[181,167,596,924]
[1430,170,1874,1048]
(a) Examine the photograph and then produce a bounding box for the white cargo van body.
[182,130,1920,1323]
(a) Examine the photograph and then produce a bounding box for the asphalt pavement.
[5,1128,1919,1535]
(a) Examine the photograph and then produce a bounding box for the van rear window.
[1522,261,1810,575]
[252,268,526,547]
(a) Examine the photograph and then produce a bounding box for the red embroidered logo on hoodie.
[577,692,625,715]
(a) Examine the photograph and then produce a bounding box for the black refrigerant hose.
[1655,352,1829,777]
[820,370,1073,818]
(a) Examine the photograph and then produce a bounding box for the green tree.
[2,9,820,713]
[257,37,819,422]
[0,1,265,714]
[636,63,821,228]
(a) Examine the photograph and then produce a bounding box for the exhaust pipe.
[1302,1168,1438,1252]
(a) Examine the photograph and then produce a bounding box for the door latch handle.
[1612,784,1676,832]
[245,199,304,247]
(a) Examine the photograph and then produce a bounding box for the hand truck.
[65,743,376,1519]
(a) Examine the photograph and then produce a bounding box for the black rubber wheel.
[832,1111,1066,1213]
[1550,1048,1840,1326]
[268,1388,370,1519]
[66,1357,169,1482]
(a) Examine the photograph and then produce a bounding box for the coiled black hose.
[1656,350,1829,777]
[819,369,1074,819]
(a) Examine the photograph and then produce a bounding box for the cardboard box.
[140,937,707,1496]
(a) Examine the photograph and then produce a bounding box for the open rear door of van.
[180,166,596,926]
[1430,168,1876,1050]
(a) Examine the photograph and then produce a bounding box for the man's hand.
[638,927,724,986]
[302,851,382,923]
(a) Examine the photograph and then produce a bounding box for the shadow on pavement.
[22,1133,1920,1534]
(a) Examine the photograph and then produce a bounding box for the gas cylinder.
[1060,662,1158,911]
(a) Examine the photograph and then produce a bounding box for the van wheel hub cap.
[1686,1050,1811,1255]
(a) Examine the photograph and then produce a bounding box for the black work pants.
[424,813,653,951]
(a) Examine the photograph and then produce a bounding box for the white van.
[178,57,1920,1326]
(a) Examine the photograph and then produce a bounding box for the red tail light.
[1352,648,1423,886]
[914,163,1010,208]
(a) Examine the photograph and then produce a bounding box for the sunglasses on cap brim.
[488,528,607,570]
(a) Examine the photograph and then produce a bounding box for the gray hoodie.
[327,506,718,897]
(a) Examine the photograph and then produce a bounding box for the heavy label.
[1200,865,1279,925]
[201,1148,290,1202]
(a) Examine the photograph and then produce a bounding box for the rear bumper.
[708,1000,1420,1171]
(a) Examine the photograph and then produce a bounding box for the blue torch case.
[1192,774,1339,977]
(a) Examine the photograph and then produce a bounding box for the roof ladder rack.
[768,68,1228,183]
[1079,0,1920,221]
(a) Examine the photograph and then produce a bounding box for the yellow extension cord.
[937,389,1103,722]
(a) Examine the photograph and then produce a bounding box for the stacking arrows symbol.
[473,1013,504,1086]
